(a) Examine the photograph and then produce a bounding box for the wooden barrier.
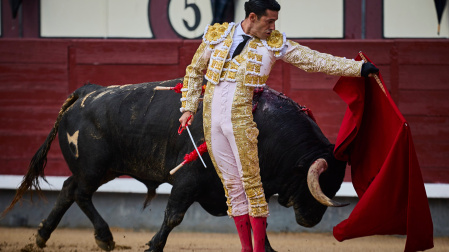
[0,39,448,183]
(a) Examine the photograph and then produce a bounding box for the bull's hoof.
[144,241,162,252]
[144,247,162,252]
[265,246,278,252]
[95,238,115,251]
[35,233,47,248]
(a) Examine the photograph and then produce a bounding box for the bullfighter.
[178,0,379,251]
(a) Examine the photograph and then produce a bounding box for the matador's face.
[250,9,278,40]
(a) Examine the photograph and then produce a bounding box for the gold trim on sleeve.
[282,40,363,77]
[182,41,211,112]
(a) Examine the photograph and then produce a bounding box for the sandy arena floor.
[0,227,447,252]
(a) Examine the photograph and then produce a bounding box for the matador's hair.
[244,0,281,18]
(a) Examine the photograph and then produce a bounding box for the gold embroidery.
[249,39,259,49]
[204,25,235,84]
[246,62,254,71]
[244,75,269,86]
[246,63,262,73]
[248,51,256,60]
[195,29,363,218]
[266,30,284,48]
[223,39,232,47]
[211,60,217,69]
[202,84,236,215]
[219,50,227,58]
[204,22,230,44]
[230,62,239,70]
[213,49,227,59]
[229,79,269,217]
[283,40,363,77]
[223,60,231,68]
[203,73,269,217]
[206,71,220,84]
[245,127,259,165]
[234,56,244,64]
[213,59,225,70]
[182,42,210,112]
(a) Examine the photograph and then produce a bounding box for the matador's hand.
[361,62,379,78]
[179,111,194,129]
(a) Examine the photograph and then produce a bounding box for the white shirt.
[229,22,252,57]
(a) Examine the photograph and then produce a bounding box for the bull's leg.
[36,176,76,248]
[265,233,277,252]
[145,187,195,252]
[74,181,115,251]
[263,220,277,252]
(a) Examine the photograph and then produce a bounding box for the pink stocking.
[234,214,253,252]
[249,216,266,252]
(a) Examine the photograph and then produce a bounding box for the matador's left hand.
[361,62,379,78]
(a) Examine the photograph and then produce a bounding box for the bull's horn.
[307,158,349,207]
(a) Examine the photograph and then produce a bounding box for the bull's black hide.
[4,78,346,252]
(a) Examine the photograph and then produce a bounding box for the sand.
[0,227,447,252]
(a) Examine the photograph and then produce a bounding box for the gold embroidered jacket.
[180,22,364,113]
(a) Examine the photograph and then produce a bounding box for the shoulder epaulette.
[203,22,235,45]
[262,30,287,54]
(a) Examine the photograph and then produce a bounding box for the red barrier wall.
[0,39,448,183]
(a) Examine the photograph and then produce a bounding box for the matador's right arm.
[181,22,234,113]
[181,41,212,114]
[181,41,212,113]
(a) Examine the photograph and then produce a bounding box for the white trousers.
[210,81,249,216]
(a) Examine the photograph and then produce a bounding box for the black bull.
[4,78,347,252]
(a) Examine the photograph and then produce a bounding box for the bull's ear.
[307,159,349,207]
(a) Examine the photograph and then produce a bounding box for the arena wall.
[1,190,448,237]
[0,39,448,182]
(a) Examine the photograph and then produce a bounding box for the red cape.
[332,53,434,252]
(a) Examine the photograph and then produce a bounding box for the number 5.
[183,0,201,31]
[168,0,213,39]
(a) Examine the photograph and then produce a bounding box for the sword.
[178,115,207,168]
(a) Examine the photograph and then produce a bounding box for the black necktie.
[232,35,251,58]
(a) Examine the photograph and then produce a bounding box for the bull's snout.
[293,203,326,228]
